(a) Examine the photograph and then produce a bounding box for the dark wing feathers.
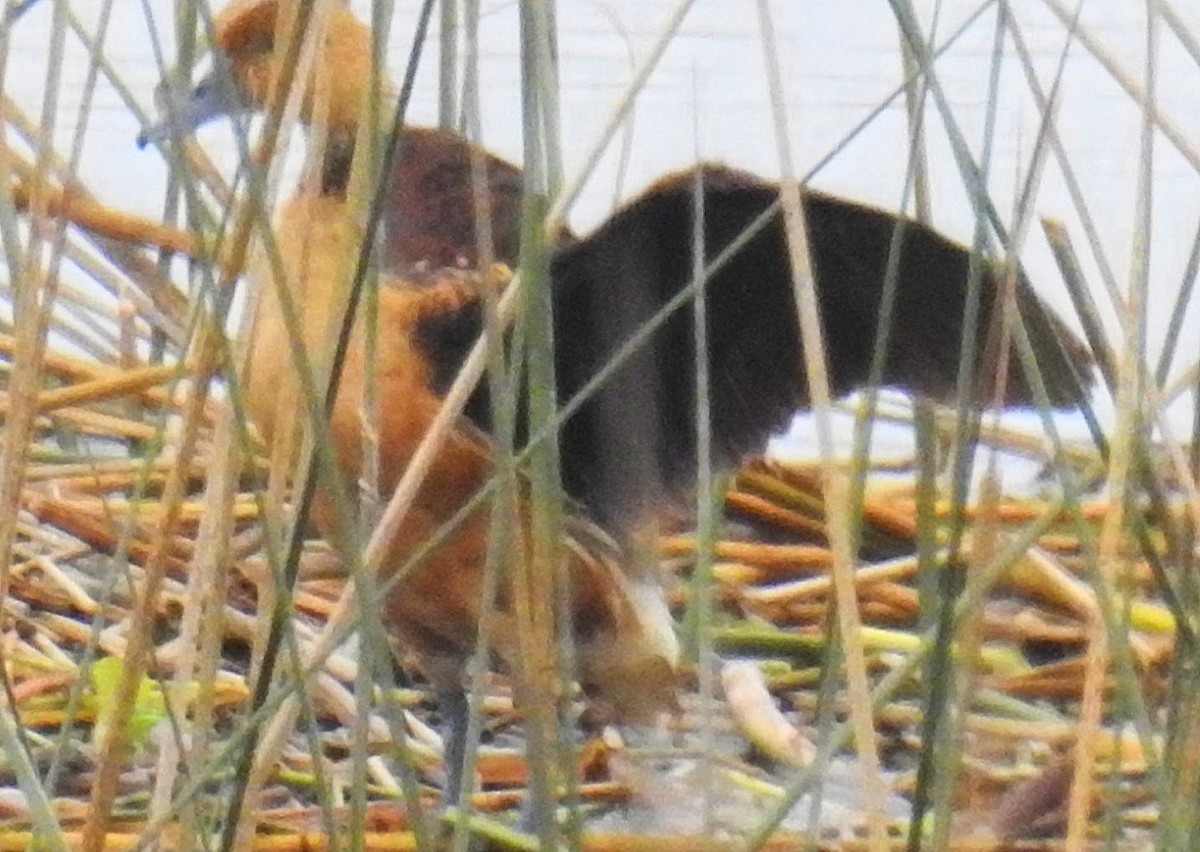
[548,167,805,530]
[803,187,1093,408]
[409,161,1094,530]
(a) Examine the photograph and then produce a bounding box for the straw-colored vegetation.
[0,1,1196,850]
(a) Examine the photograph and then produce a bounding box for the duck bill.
[137,72,245,149]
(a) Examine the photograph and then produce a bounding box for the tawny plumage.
[232,167,678,808]
[141,0,1094,802]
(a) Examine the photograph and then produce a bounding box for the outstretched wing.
[412,162,1094,533]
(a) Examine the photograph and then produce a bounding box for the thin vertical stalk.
[687,158,721,836]
[754,2,888,849]
[449,3,522,847]
[166,400,241,852]
[516,1,567,843]
[931,7,1008,846]
[1155,216,1200,386]
[0,3,29,277]
[0,9,95,840]
[898,8,933,225]
[439,0,458,129]
[845,18,942,828]
[1070,7,1151,807]
[544,0,699,236]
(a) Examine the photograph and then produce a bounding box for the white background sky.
[6,0,1200,457]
